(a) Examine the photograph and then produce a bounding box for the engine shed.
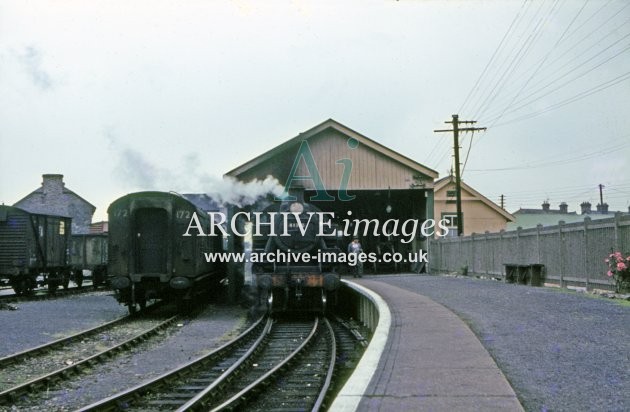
[225,119,438,275]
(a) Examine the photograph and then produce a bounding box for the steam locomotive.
[252,193,341,313]
[107,191,224,313]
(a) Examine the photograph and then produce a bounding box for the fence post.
[558,220,564,288]
[614,212,621,252]
[485,231,490,276]
[436,239,444,273]
[536,224,542,264]
[459,234,463,273]
[499,230,504,279]
[516,226,521,265]
[466,232,475,274]
[584,217,590,291]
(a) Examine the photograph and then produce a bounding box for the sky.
[1,0,629,222]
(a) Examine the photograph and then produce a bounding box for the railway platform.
[333,279,523,411]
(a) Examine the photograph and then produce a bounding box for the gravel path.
[0,292,127,358]
[370,274,629,412]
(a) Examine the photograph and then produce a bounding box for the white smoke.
[201,175,285,208]
[107,131,284,207]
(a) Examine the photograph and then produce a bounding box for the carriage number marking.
[176,210,191,219]
[114,209,128,218]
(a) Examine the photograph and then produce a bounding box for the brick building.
[14,174,96,234]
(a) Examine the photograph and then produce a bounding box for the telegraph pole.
[599,184,605,206]
[435,114,486,236]
[500,194,505,210]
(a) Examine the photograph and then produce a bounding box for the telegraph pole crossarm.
[434,114,486,236]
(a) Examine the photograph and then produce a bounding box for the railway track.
[79,315,367,411]
[220,316,336,412]
[0,285,107,305]
[0,315,128,369]
[0,313,179,406]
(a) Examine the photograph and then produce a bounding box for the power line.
[466,140,630,173]
[423,136,444,165]
[468,0,542,118]
[479,0,628,116]
[482,34,630,124]
[458,0,529,115]
[490,70,630,127]
[460,131,475,176]
[488,180,630,197]
[466,1,630,128]
[485,0,589,127]
[485,181,630,204]
[474,0,558,120]
[522,13,630,95]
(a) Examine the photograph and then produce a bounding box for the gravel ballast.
[0,292,127,358]
[3,303,248,411]
[371,274,629,412]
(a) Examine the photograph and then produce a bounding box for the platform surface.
[345,279,523,411]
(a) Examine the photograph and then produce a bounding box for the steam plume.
[107,131,284,207]
[201,175,284,208]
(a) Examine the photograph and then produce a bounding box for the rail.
[0,315,179,405]
[77,315,269,411]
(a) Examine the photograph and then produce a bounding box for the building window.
[441,213,460,237]
[59,221,65,235]
[446,190,456,204]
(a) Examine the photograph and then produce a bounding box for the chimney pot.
[542,201,550,212]
[559,202,568,214]
[580,201,591,215]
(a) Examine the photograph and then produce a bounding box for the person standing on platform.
[348,237,363,278]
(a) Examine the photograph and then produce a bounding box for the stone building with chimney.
[13,174,96,234]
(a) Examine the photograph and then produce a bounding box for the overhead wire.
[460,131,475,177]
[454,1,549,178]
[561,0,614,41]
[458,0,530,115]
[488,182,630,206]
[465,0,538,118]
[486,176,630,208]
[478,0,626,116]
[482,32,630,124]
[521,8,630,94]
[473,0,552,120]
[466,140,630,173]
[490,70,630,127]
[438,1,630,211]
[484,0,589,128]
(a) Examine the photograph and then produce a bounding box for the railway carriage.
[0,205,72,294]
[107,191,224,313]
